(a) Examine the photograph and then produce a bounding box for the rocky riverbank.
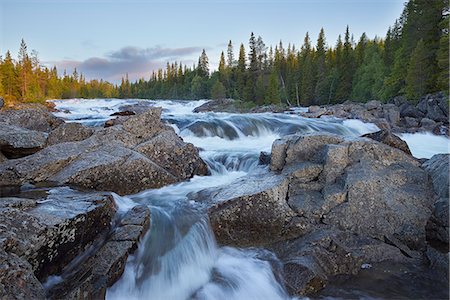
[194,92,450,136]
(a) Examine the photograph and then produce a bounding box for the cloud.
[46,45,203,83]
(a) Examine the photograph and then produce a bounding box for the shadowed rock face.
[0,190,118,299]
[196,133,436,296]
[423,154,449,246]
[0,190,152,300]
[47,205,151,299]
[0,108,208,195]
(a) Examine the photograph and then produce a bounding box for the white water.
[50,98,449,300]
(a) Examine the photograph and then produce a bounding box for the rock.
[399,103,425,119]
[207,133,433,252]
[402,116,420,128]
[0,108,207,195]
[423,154,449,244]
[47,205,151,299]
[420,117,437,129]
[207,173,300,247]
[135,130,208,179]
[47,123,94,146]
[423,154,450,199]
[0,190,116,280]
[365,100,382,111]
[0,123,48,158]
[425,246,449,278]
[193,99,235,113]
[382,104,400,125]
[259,151,271,165]
[0,151,6,163]
[362,130,412,155]
[417,93,448,123]
[270,229,413,296]
[0,250,46,300]
[390,96,407,107]
[122,108,167,139]
[0,97,4,110]
[0,107,63,132]
[270,133,344,171]
[110,110,135,116]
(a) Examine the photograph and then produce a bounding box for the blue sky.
[1,0,405,83]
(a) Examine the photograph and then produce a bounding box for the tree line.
[127,0,448,105]
[0,0,448,107]
[0,39,118,106]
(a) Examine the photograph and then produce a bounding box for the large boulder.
[423,154,449,244]
[206,133,433,250]
[0,108,208,195]
[0,106,63,132]
[47,205,151,299]
[47,122,94,146]
[206,173,300,247]
[0,191,116,280]
[0,123,48,158]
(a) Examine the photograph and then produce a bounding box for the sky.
[0,0,405,83]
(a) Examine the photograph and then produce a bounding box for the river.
[51,99,449,300]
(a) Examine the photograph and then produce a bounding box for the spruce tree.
[314,28,328,103]
[406,39,432,101]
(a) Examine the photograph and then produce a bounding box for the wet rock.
[207,173,301,247]
[0,123,48,158]
[271,229,413,296]
[0,107,63,132]
[110,110,135,116]
[259,151,271,165]
[423,154,449,244]
[362,130,412,155]
[47,123,94,146]
[0,191,116,280]
[0,197,37,209]
[0,250,46,300]
[47,205,151,299]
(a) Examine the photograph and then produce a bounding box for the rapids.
[50,99,449,300]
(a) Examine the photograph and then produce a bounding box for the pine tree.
[210,80,226,99]
[335,26,354,101]
[227,40,234,68]
[299,32,315,105]
[197,49,209,77]
[236,43,247,99]
[406,39,432,101]
[314,28,328,103]
[265,69,280,104]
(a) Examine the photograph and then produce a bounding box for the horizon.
[1,0,405,84]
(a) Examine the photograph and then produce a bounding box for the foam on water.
[398,132,450,159]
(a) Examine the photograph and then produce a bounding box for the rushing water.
[50,99,449,300]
